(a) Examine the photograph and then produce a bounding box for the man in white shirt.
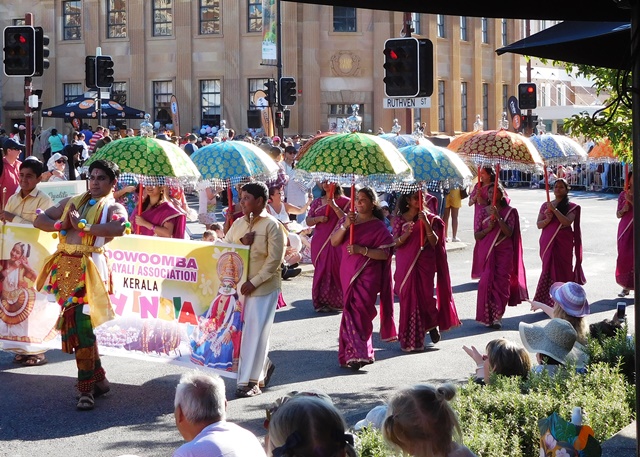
[173,372,266,457]
[282,145,308,223]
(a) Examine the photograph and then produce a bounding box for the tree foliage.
[561,63,632,163]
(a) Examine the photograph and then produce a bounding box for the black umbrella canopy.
[283,0,630,21]
[496,21,631,70]
[42,96,145,120]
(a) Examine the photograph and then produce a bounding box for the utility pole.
[401,12,413,134]
[24,12,34,157]
[525,19,533,135]
[276,0,284,139]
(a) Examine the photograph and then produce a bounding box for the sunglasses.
[56,159,66,164]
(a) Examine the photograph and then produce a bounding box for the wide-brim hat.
[519,319,577,365]
[550,282,589,317]
[354,405,388,431]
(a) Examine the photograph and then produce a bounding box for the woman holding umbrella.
[330,187,396,370]
[533,178,585,306]
[474,183,528,329]
[392,190,460,351]
[468,167,496,279]
[616,171,634,297]
[305,182,351,312]
[133,184,186,239]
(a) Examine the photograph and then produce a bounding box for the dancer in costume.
[34,160,129,410]
[330,187,396,370]
[616,171,634,297]
[533,178,585,306]
[392,191,461,352]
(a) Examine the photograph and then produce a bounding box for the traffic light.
[34,27,49,77]
[383,37,433,98]
[3,25,36,77]
[85,55,97,89]
[264,79,276,106]
[518,83,537,110]
[96,55,114,88]
[279,77,297,106]
[275,110,284,127]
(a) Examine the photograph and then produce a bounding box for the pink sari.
[616,192,634,289]
[338,218,396,366]
[470,184,491,279]
[475,205,528,325]
[392,213,460,351]
[133,201,186,239]
[308,195,351,311]
[533,202,585,306]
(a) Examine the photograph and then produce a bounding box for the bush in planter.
[588,323,635,384]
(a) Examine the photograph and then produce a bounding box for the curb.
[601,421,637,457]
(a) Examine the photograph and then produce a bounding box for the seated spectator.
[202,230,216,242]
[267,395,357,457]
[173,372,266,457]
[463,338,532,385]
[519,318,578,375]
[382,384,476,457]
[209,222,224,239]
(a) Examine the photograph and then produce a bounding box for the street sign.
[383,97,431,109]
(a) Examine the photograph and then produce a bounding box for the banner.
[261,0,277,63]
[170,94,180,137]
[0,224,250,379]
[37,181,88,204]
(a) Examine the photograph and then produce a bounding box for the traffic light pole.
[525,20,533,135]
[24,13,34,158]
[276,0,284,139]
[402,12,413,134]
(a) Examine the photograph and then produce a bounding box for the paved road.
[0,188,632,457]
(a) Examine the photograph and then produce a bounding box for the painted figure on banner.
[190,251,244,372]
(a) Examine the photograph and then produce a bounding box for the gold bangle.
[339,224,347,231]
[83,224,93,232]
[426,232,435,237]
[364,247,369,257]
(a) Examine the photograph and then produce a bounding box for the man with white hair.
[173,372,266,457]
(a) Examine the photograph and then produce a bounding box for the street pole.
[402,12,412,134]
[24,12,34,157]
[525,19,532,135]
[276,0,284,139]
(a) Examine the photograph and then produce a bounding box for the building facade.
[0,2,521,137]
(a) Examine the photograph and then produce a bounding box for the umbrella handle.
[544,162,551,203]
[325,183,335,217]
[349,183,355,245]
[227,185,234,222]
[418,188,424,248]
[136,183,143,234]
[625,164,629,191]
[491,163,500,220]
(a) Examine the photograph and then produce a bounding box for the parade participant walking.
[468,167,495,279]
[392,191,460,352]
[474,184,528,329]
[1,158,54,366]
[533,178,585,306]
[132,184,186,239]
[305,182,350,312]
[34,160,129,410]
[616,171,634,297]
[218,182,285,398]
[330,187,396,370]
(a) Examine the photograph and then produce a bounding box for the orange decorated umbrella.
[295,131,336,162]
[588,138,619,163]
[448,130,484,152]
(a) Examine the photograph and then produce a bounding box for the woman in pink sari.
[468,167,496,279]
[392,191,460,352]
[616,171,634,296]
[306,182,351,312]
[133,185,186,238]
[533,178,585,306]
[330,187,396,370]
[475,184,528,328]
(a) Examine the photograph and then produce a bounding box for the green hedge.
[355,331,636,457]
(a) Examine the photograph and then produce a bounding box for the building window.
[107,0,127,38]
[153,0,173,37]
[63,1,82,40]
[460,16,468,41]
[201,80,221,127]
[249,78,270,107]
[248,0,262,33]
[63,83,83,102]
[436,15,445,38]
[481,17,488,43]
[328,104,364,132]
[482,83,489,130]
[153,81,173,126]
[502,84,509,113]
[501,19,508,46]
[438,81,445,132]
[333,7,356,32]
[411,13,421,35]
[12,19,26,26]
[461,82,468,132]
[111,82,127,105]
[200,0,220,35]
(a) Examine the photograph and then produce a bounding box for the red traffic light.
[527,86,534,93]
[18,35,27,44]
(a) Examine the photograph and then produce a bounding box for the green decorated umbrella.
[83,136,201,186]
[295,132,413,190]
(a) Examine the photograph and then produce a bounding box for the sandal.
[77,392,95,411]
[21,354,48,366]
[429,328,441,344]
[94,379,111,398]
[13,354,27,364]
[235,384,262,398]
